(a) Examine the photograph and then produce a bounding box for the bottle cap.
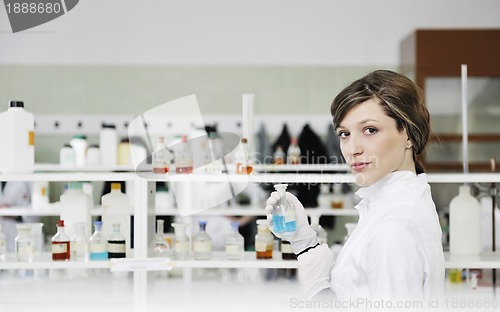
[241,138,247,143]
[111,182,121,191]
[93,220,102,226]
[231,221,240,230]
[72,134,87,140]
[101,122,116,129]
[274,184,288,195]
[9,100,24,108]
[68,181,83,190]
[58,220,65,227]
[63,143,72,148]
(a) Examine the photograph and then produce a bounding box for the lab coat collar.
[354,170,423,212]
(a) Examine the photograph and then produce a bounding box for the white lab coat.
[298,171,445,302]
[0,181,33,252]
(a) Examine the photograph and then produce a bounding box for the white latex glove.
[265,191,318,254]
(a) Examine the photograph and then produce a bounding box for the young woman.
[265,70,445,302]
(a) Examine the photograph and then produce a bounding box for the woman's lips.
[351,162,369,171]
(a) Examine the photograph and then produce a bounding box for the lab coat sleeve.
[297,243,334,300]
[365,217,425,300]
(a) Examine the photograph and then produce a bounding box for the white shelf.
[0,253,111,270]
[171,252,298,269]
[156,206,358,217]
[34,163,140,172]
[444,252,500,269]
[0,205,134,217]
[0,172,137,182]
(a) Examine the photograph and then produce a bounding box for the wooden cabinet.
[401,29,500,172]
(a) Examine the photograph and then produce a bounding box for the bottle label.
[225,244,241,254]
[284,210,295,223]
[16,242,33,258]
[193,241,212,253]
[255,241,267,252]
[29,131,34,146]
[52,242,68,253]
[281,243,293,254]
[175,241,189,252]
[108,241,126,253]
[89,243,107,253]
[72,241,88,255]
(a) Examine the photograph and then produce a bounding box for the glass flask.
[71,222,89,261]
[204,133,222,174]
[152,136,170,174]
[272,184,296,238]
[255,219,273,259]
[235,138,252,174]
[331,184,345,209]
[171,223,189,260]
[225,221,244,260]
[15,224,34,262]
[174,135,193,174]
[0,224,6,261]
[193,221,212,260]
[51,219,71,261]
[287,137,301,165]
[89,221,108,261]
[148,219,171,258]
[108,223,126,259]
[273,146,286,165]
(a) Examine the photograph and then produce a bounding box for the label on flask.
[16,242,33,260]
[193,241,212,253]
[225,244,241,254]
[255,241,267,252]
[281,243,293,254]
[108,241,126,253]
[29,131,34,146]
[175,241,189,253]
[89,243,107,253]
[52,242,68,253]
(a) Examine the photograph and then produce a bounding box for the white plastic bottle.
[449,184,481,255]
[60,182,92,239]
[59,143,75,166]
[99,123,118,166]
[101,182,132,253]
[31,181,49,210]
[0,101,34,173]
[70,135,88,167]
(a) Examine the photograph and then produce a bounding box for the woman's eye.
[364,127,378,135]
[337,131,349,138]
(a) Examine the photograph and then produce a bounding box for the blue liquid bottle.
[272,184,296,237]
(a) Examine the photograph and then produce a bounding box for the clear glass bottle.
[331,184,345,209]
[193,221,212,260]
[152,136,170,174]
[272,184,296,238]
[108,223,126,259]
[171,223,189,260]
[71,222,89,261]
[225,221,244,260]
[204,133,222,174]
[52,219,71,261]
[89,221,108,261]
[255,219,273,259]
[310,215,328,245]
[15,224,34,262]
[148,219,171,258]
[273,146,286,165]
[235,138,253,174]
[174,135,193,174]
[318,184,332,208]
[287,137,301,165]
[0,224,6,261]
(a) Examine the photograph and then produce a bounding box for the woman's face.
[336,98,415,186]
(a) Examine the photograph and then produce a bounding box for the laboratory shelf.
[0,205,133,217]
[34,163,140,172]
[0,171,137,182]
[0,253,111,270]
[444,252,500,269]
[171,251,298,269]
[155,206,358,217]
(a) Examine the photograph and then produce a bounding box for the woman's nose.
[342,137,362,157]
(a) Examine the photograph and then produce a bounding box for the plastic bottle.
[174,135,193,174]
[86,144,100,166]
[272,184,296,237]
[89,221,108,261]
[71,222,89,261]
[449,184,481,255]
[193,221,212,260]
[0,224,6,261]
[59,143,75,166]
[225,221,244,260]
[152,136,170,174]
[60,182,92,239]
[52,220,71,261]
[101,182,131,253]
[0,100,34,174]
[171,223,189,260]
[31,181,49,210]
[273,146,286,165]
[255,219,273,259]
[310,215,328,245]
[287,137,301,165]
[70,134,88,167]
[317,184,331,208]
[117,138,131,165]
[99,123,118,166]
[235,138,252,174]
[15,224,34,262]
[148,219,171,258]
[108,223,126,259]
